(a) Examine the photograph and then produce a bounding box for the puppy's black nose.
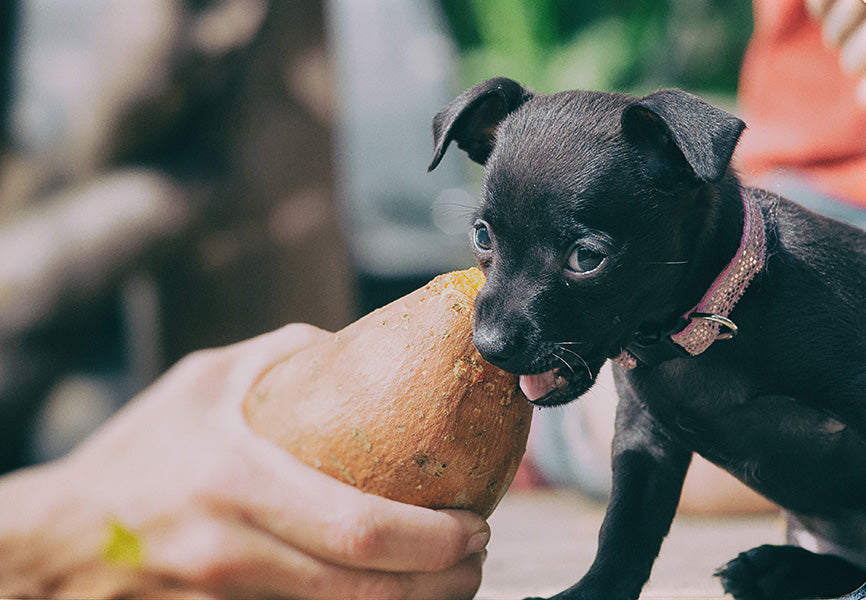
[473,325,519,369]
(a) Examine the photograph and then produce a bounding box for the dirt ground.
[477,488,784,600]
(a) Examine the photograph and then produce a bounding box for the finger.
[149,515,485,600]
[200,322,331,434]
[221,322,331,388]
[202,438,490,573]
[806,0,835,19]
[821,0,866,46]
[129,323,329,420]
[840,19,866,73]
[239,464,489,573]
[224,322,330,361]
[858,76,866,105]
[70,325,330,463]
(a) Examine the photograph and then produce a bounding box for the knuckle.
[322,503,386,565]
[174,347,220,374]
[164,348,228,394]
[187,456,243,514]
[174,523,238,587]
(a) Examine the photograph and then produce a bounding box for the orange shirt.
[737,0,866,208]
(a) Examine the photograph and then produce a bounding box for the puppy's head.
[430,78,745,406]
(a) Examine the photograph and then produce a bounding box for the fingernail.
[465,526,490,556]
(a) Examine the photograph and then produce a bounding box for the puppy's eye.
[472,222,492,252]
[566,245,605,274]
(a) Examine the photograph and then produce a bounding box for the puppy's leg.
[716,544,866,600]
[536,388,691,600]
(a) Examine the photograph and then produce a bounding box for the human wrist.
[0,459,105,598]
[0,463,67,596]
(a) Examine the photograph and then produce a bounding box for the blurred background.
[0,0,753,474]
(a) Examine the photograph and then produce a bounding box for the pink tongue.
[519,370,559,402]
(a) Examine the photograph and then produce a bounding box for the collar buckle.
[687,312,738,340]
[614,189,764,371]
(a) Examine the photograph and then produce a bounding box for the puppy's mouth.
[519,367,590,407]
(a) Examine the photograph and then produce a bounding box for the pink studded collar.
[615,189,766,370]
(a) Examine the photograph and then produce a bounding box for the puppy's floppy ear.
[621,89,745,185]
[428,77,533,171]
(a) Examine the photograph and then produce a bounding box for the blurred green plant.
[438,0,753,97]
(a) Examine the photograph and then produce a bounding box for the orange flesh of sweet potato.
[243,268,532,518]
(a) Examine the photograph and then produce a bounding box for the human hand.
[806,0,866,104]
[0,324,489,599]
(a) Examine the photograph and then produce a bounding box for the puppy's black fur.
[429,78,866,600]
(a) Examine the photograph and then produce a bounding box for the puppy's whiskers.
[552,351,576,376]
[646,260,689,265]
[555,343,593,378]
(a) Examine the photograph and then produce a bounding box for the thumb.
[216,433,490,573]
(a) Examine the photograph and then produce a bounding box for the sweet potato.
[243,268,532,518]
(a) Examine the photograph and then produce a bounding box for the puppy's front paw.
[716,544,866,600]
[716,544,780,600]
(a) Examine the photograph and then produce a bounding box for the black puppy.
[428,77,866,600]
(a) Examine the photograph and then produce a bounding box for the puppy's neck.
[616,175,761,369]
[677,174,748,317]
